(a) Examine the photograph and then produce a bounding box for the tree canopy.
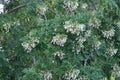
[0,0,120,80]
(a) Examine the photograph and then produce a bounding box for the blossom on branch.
[63,0,79,12]
[51,34,67,46]
[64,20,86,35]
[102,29,115,39]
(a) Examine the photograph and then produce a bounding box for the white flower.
[78,76,89,80]
[41,71,52,80]
[21,37,39,53]
[98,77,107,80]
[92,40,101,50]
[84,30,91,38]
[63,0,79,12]
[102,29,115,39]
[39,6,48,15]
[63,69,80,80]
[112,64,120,77]
[21,38,39,53]
[51,34,67,46]
[76,37,86,43]
[21,29,40,53]
[37,4,48,15]
[54,51,65,60]
[21,42,32,53]
[3,22,11,33]
[88,17,101,28]
[105,47,118,56]
[0,4,4,14]
[95,41,101,49]
[73,36,86,54]
[30,37,40,44]
[64,20,86,35]
[13,20,20,26]
[78,24,86,32]
[0,45,4,52]
[81,3,88,9]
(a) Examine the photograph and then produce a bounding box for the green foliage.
[0,0,120,80]
[19,68,43,80]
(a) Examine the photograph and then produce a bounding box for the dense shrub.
[0,0,120,80]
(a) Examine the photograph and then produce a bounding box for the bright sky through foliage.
[0,4,4,13]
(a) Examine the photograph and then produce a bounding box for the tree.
[0,0,120,80]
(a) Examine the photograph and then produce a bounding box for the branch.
[7,4,27,14]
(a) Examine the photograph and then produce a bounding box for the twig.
[32,56,36,65]
[7,4,27,14]
[43,13,47,20]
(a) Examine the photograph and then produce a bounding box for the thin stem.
[32,56,36,65]
[43,13,47,20]
[7,4,27,14]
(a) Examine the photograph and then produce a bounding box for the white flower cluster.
[54,51,65,60]
[105,47,118,56]
[111,64,120,77]
[0,45,4,52]
[41,71,52,80]
[99,77,107,80]
[77,76,89,80]
[94,41,101,50]
[40,6,48,15]
[21,29,40,53]
[21,37,39,53]
[81,3,88,9]
[63,0,79,12]
[88,17,101,28]
[36,4,48,15]
[84,30,91,38]
[102,29,115,39]
[51,34,67,46]
[92,40,101,50]
[3,21,20,33]
[64,20,86,35]
[63,69,80,80]
[3,23,11,33]
[73,36,86,54]
[13,20,20,26]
